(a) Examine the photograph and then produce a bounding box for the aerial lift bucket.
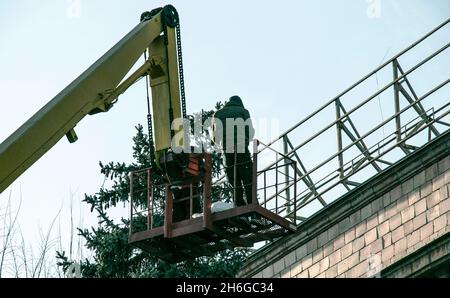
[128,140,298,263]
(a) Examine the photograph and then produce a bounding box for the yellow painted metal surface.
[0,10,184,193]
[148,27,183,152]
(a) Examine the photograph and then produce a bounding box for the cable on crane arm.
[140,5,188,167]
[161,5,187,119]
[143,51,156,168]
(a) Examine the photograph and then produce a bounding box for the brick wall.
[238,134,450,278]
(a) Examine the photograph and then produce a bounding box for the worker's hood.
[225,96,244,108]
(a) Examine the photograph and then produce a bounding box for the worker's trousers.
[224,150,253,206]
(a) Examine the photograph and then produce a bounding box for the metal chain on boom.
[162,5,187,119]
[161,5,187,140]
[176,23,187,119]
[143,51,156,166]
[140,5,187,159]
[162,22,175,139]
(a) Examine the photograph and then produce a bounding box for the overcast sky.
[0,0,449,274]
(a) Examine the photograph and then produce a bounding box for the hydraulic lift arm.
[0,5,183,194]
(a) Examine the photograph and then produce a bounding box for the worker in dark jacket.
[213,96,255,206]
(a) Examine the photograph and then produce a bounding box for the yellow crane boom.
[0,5,183,194]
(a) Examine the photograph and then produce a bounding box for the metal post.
[233,146,237,206]
[293,161,297,226]
[147,169,151,230]
[129,172,134,236]
[335,99,344,179]
[275,152,279,214]
[150,173,154,229]
[283,136,291,212]
[252,139,258,205]
[164,186,173,238]
[393,59,402,142]
[428,110,434,141]
[203,154,212,229]
[264,171,267,209]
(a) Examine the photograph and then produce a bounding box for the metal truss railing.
[259,18,450,223]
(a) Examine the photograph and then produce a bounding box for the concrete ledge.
[238,130,450,277]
